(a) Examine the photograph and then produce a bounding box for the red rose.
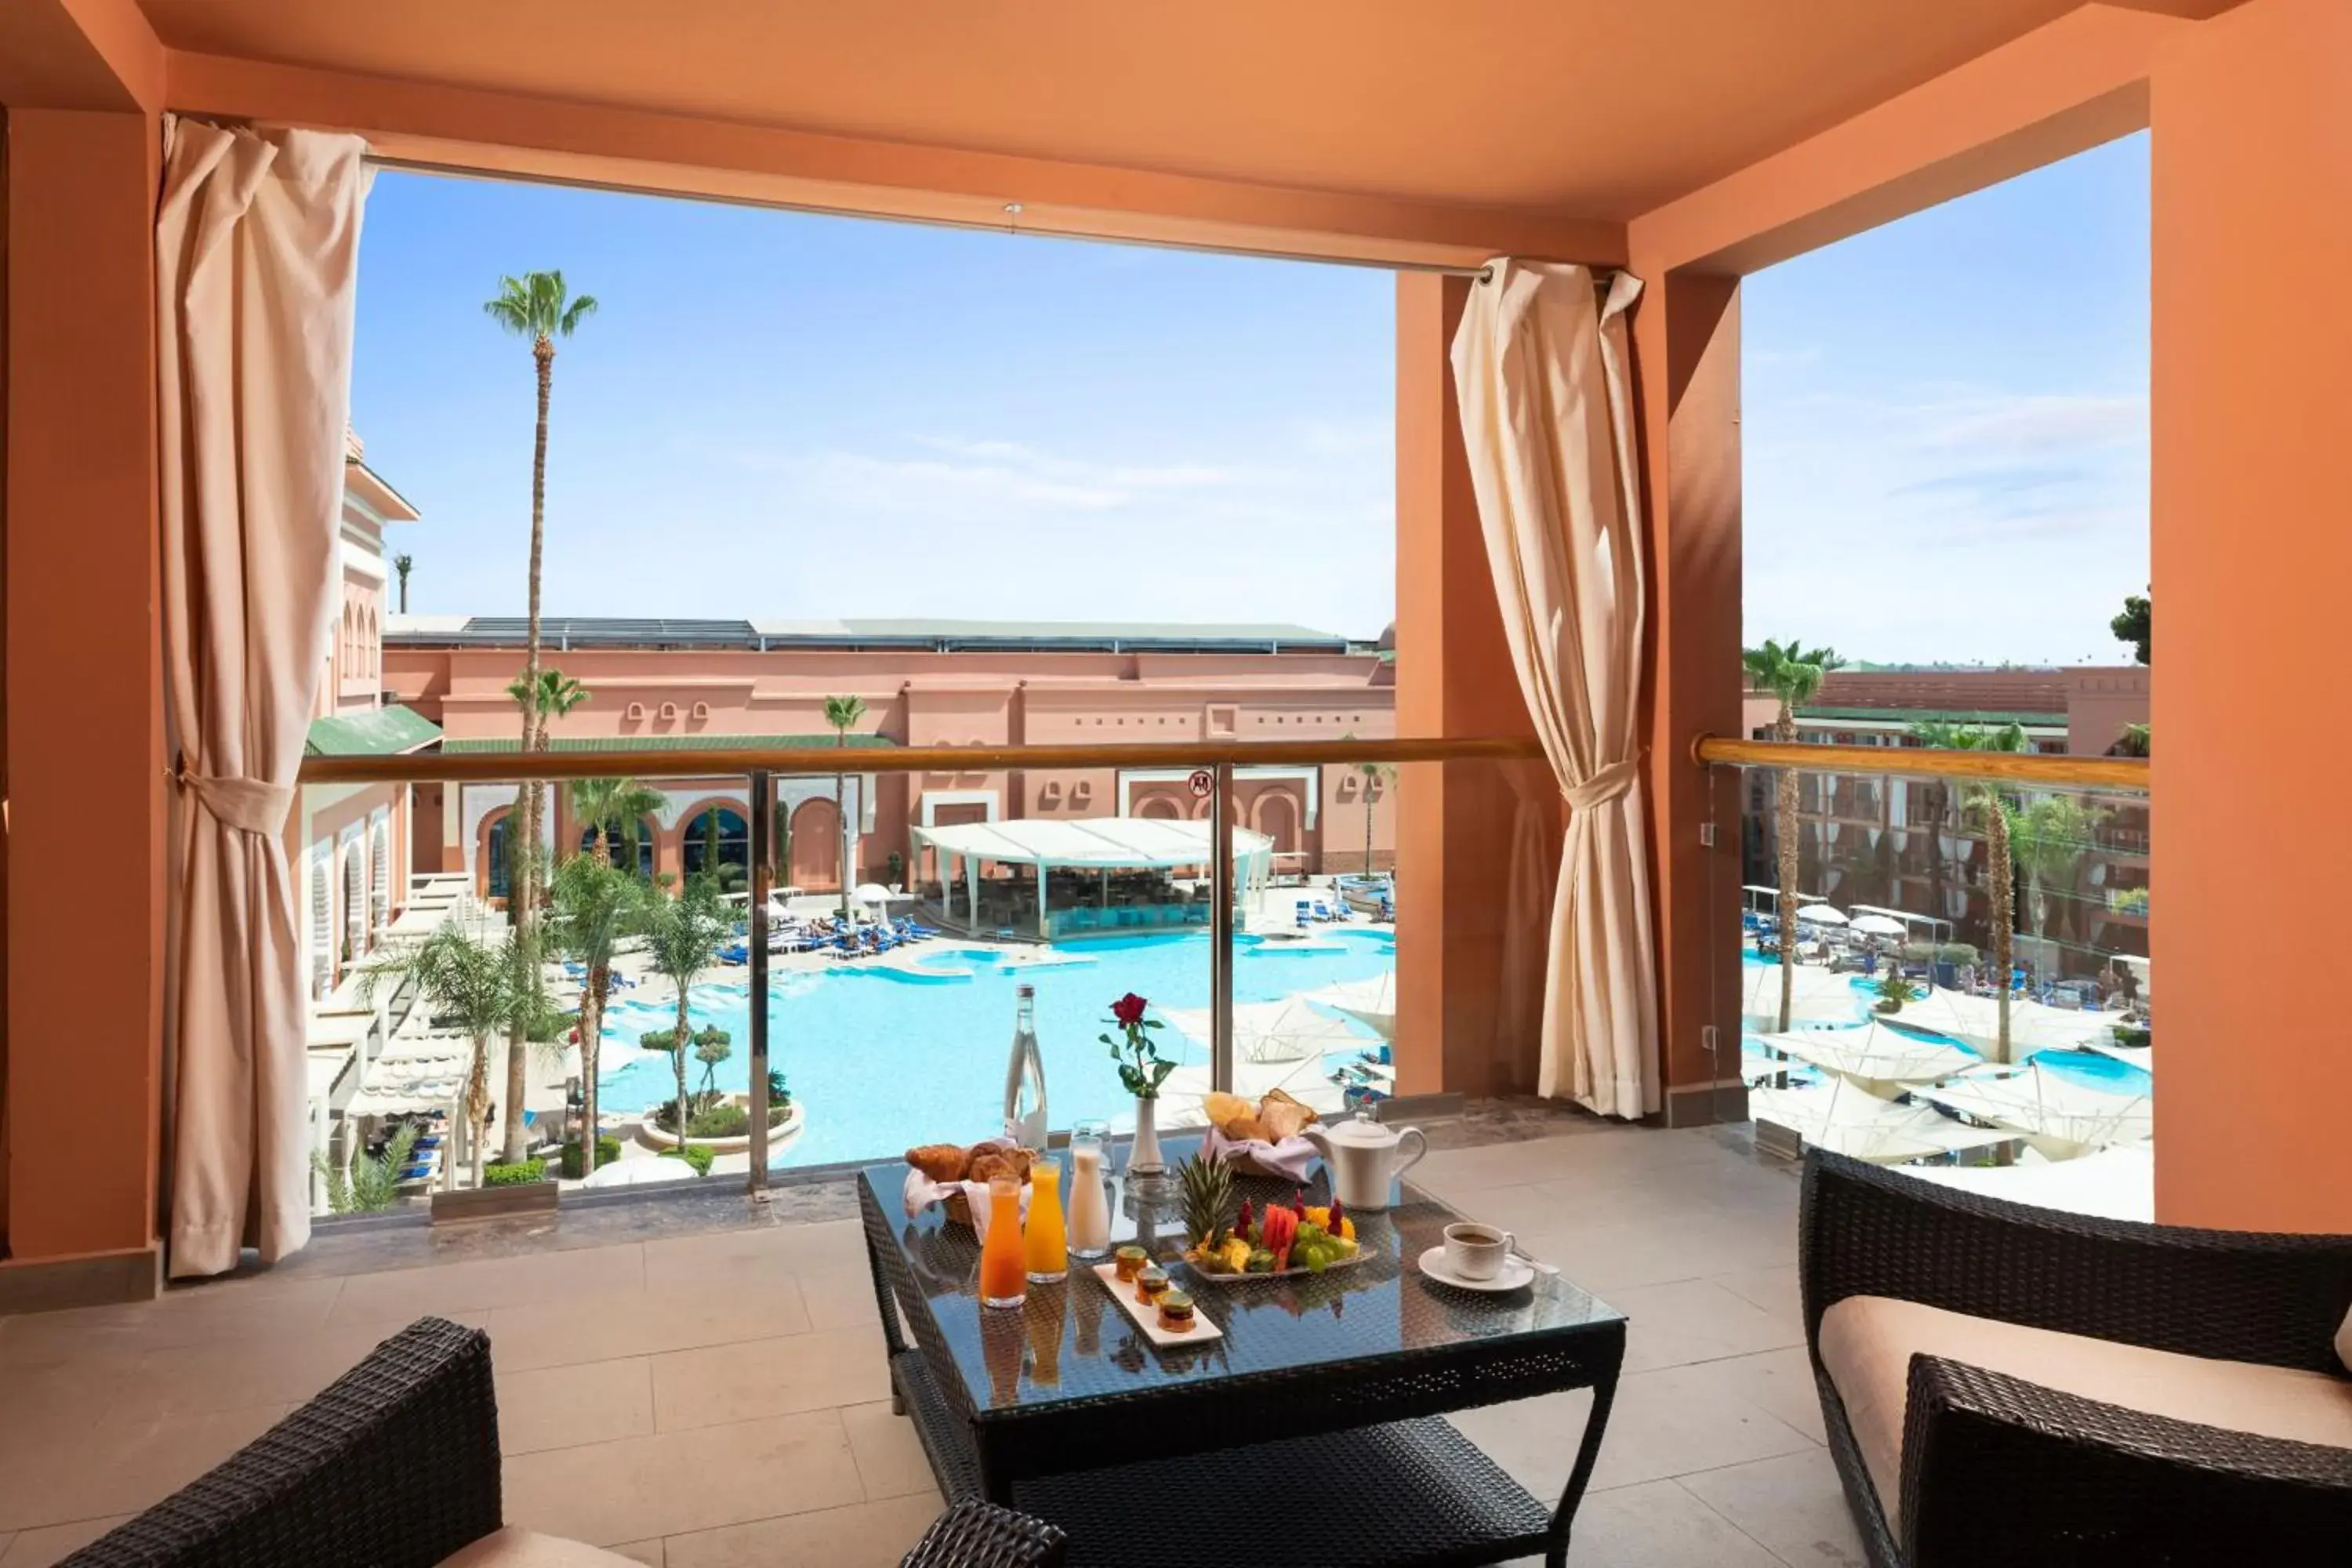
[1109,993,1149,1027]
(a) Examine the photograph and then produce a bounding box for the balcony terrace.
[0,1118,1839,1568]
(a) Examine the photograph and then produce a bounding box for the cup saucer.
[1417,1245,1536,1293]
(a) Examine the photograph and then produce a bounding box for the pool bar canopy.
[910,816,1274,938]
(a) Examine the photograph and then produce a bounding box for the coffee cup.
[1442,1221,1514,1281]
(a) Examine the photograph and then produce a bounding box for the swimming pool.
[594,929,1396,1169]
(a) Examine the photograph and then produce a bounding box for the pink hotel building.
[379,616,1400,901]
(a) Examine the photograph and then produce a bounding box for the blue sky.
[1742,132,2150,665]
[350,176,1396,637]
[353,132,2150,662]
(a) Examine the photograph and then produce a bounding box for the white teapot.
[1301,1111,1427,1211]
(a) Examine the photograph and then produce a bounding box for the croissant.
[906,1143,970,1183]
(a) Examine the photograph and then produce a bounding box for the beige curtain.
[158,118,371,1276]
[1450,263,1660,1117]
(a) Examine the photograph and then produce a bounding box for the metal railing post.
[747,768,771,1193]
[1210,761,1235,1096]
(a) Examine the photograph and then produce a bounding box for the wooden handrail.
[1692,735,2149,791]
[296,733,1552,786]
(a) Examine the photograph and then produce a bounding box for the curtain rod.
[362,152,1501,281]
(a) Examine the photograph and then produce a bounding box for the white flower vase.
[1129,1094,1167,1180]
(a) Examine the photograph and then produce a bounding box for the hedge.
[483,1158,547,1186]
[559,1135,625,1180]
[659,1144,716,1176]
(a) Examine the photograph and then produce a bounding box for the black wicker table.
[858,1136,1626,1567]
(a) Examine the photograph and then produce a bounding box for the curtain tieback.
[175,763,294,836]
[1563,756,1641,812]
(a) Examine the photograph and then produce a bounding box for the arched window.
[681,806,750,888]
[484,811,514,902]
[1135,795,1182,821]
[579,816,657,877]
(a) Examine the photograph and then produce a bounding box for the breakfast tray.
[1089,1261,1223,1346]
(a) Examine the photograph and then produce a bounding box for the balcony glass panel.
[1722,753,2151,1216]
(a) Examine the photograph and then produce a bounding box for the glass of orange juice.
[978,1174,1029,1308]
[1024,1157,1069,1284]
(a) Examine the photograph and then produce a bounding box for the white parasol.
[1750,1080,2015,1164]
[1849,913,1908,938]
[1922,1062,2152,1159]
[1749,1018,1980,1091]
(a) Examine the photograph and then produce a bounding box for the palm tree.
[1933,722,2030,1062]
[495,666,588,1160]
[1339,732,1395,876]
[546,851,646,1177]
[2115,723,2151,758]
[1740,638,1845,1030]
[823,695,868,916]
[393,553,414,613]
[2013,795,2107,979]
[569,776,668,874]
[361,923,524,1189]
[1905,718,1969,953]
[482,270,597,1058]
[639,874,731,1141]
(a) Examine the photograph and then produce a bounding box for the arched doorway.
[1135,794,1182,821]
[790,797,842,891]
[681,805,750,890]
[1256,793,1299,855]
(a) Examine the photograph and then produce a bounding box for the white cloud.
[1744,383,2148,662]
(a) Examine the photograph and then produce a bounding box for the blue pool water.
[594,929,1396,1169]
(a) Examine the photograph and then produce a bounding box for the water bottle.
[1004,983,1047,1148]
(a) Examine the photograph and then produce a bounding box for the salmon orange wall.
[4,107,166,1264]
[2149,0,2352,1231]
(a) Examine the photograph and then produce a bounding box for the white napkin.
[1204,1123,1319,1183]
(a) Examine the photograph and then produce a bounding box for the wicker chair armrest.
[1900,1353,2352,1568]
[62,1316,502,1568]
[1800,1149,2352,1370]
[898,1499,1068,1568]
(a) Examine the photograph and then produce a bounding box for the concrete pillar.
[4,108,167,1272]
[1628,267,1748,1126]
[1392,274,1544,1098]
[2150,0,2352,1230]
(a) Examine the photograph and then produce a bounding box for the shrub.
[649,1100,793,1137]
[484,1158,548,1186]
[660,1144,716,1176]
[1936,942,1980,965]
[559,1135,625,1179]
[316,1123,419,1214]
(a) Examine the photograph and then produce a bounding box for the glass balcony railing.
[295,739,1430,1216]
[1714,743,2151,1208]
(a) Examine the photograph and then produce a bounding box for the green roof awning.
[305,704,443,757]
[438,732,898,755]
[1796,707,2067,728]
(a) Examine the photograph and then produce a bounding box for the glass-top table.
[857,1135,1627,1567]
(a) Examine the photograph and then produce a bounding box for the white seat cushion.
[437,1527,652,1567]
[1820,1294,2352,1533]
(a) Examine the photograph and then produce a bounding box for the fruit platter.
[1169,1153,1367,1282]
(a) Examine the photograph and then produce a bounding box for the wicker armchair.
[1800,1149,2352,1567]
[60,1316,1065,1568]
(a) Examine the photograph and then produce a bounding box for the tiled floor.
[0,1123,1861,1566]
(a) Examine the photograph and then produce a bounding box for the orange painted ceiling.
[139,1,2226,220]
